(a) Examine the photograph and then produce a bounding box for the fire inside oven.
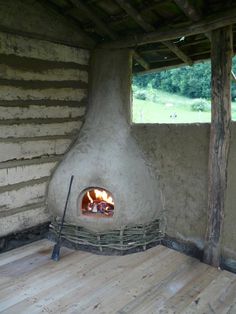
[81,188,114,217]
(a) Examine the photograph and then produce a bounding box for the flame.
[87,191,93,203]
[86,189,114,205]
[95,189,114,205]
[94,189,114,205]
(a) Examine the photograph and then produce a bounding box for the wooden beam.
[115,0,154,32]
[139,38,209,53]
[203,26,233,267]
[132,52,150,70]
[115,0,193,66]
[162,41,193,65]
[99,7,236,48]
[174,0,211,41]
[174,0,201,22]
[136,62,188,75]
[174,1,236,83]
[134,53,150,70]
[135,55,211,74]
[70,0,149,70]
[101,0,168,30]
[231,70,236,82]
[70,0,116,40]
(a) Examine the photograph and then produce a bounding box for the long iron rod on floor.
[51,175,74,261]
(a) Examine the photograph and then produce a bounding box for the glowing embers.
[81,188,114,217]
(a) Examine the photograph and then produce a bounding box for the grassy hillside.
[132,89,236,124]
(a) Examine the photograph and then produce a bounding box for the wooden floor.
[0,240,236,314]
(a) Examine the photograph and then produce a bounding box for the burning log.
[81,188,114,217]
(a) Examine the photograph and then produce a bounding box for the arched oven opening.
[81,188,114,218]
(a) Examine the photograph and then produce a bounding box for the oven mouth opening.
[81,188,114,218]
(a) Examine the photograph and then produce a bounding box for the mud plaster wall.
[48,49,162,232]
[0,31,89,237]
[132,123,236,262]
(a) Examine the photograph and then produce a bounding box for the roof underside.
[44,0,236,73]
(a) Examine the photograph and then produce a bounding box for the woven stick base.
[49,219,163,255]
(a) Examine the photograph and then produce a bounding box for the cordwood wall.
[0,32,89,237]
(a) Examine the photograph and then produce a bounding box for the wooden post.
[203,26,233,267]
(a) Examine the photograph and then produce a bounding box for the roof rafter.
[115,0,154,32]
[174,0,236,80]
[97,0,173,28]
[115,0,193,66]
[174,0,202,22]
[174,0,211,41]
[133,54,150,70]
[70,0,150,70]
[99,7,236,49]
[162,41,193,66]
[70,0,116,40]
[137,56,210,75]
[132,51,150,70]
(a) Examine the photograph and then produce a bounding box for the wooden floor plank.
[0,245,87,291]
[158,265,217,313]
[81,250,192,314]
[1,244,165,313]
[200,276,236,314]
[117,257,198,314]
[181,271,236,314]
[0,250,111,312]
[137,260,208,314]
[32,246,169,313]
[0,240,236,314]
[62,247,176,313]
[0,239,51,267]
[226,302,236,314]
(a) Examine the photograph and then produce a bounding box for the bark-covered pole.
[203,26,233,267]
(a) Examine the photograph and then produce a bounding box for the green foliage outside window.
[133,57,236,100]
